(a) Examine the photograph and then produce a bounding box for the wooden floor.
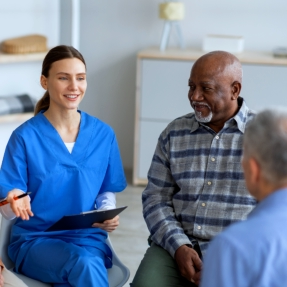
[109,181,149,287]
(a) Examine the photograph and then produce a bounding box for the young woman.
[0,45,127,286]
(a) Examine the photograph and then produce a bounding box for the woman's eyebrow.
[56,72,86,75]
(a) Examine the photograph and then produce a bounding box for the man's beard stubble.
[192,101,213,123]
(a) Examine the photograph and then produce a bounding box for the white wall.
[0,0,59,48]
[182,1,287,51]
[60,0,161,171]
[59,0,287,170]
[1,0,286,170]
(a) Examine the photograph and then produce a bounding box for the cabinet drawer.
[141,59,193,121]
[137,120,169,180]
[241,64,287,110]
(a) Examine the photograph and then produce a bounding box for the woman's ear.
[40,75,48,90]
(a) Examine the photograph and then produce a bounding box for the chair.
[0,216,130,287]
[106,236,130,287]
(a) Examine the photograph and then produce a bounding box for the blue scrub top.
[0,110,127,269]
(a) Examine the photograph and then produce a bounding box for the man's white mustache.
[192,101,211,109]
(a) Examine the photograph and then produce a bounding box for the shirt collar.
[249,187,287,218]
[232,97,251,133]
[190,97,251,134]
[190,117,200,133]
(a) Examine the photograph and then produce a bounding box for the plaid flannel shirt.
[142,98,257,258]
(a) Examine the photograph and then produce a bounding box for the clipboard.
[45,206,128,232]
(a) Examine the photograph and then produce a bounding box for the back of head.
[244,108,287,185]
[34,45,86,115]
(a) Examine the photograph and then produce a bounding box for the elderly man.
[201,108,287,287]
[131,51,257,287]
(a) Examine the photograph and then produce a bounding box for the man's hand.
[174,245,202,286]
[92,215,119,232]
[6,189,33,220]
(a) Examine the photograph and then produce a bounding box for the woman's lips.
[64,94,79,101]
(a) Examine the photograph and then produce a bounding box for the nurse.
[0,45,127,286]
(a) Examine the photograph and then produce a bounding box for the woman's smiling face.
[40,57,87,112]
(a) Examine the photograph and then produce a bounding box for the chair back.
[107,237,130,287]
[0,216,16,269]
[0,216,130,287]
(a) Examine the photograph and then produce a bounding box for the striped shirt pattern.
[142,98,257,257]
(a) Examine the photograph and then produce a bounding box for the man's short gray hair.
[244,108,287,185]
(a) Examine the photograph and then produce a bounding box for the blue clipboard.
[45,206,128,232]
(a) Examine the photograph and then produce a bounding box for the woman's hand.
[6,189,33,220]
[92,215,119,232]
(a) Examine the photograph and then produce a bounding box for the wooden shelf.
[0,113,33,124]
[138,47,287,66]
[0,51,47,64]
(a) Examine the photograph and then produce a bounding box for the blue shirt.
[0,111,126,271]
[201,188,287,287]
[142,98,257,257]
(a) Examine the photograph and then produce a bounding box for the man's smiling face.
[187,52,242,132]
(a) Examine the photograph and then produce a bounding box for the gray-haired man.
[201,108,287,287]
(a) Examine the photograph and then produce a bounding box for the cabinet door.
[241,64,287,110]
[138,120,169,180]
[141,59,194,121]
[135,60,287,184]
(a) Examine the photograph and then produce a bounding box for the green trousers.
[130,242,197,287]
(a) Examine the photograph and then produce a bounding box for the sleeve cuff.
[151,233,192,258]
[0,203,16,220]
[168,237,194,258]
[95,192,116,210]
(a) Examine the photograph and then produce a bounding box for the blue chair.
[0,216,130,287]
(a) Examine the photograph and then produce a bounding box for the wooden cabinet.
[133,48,287,185]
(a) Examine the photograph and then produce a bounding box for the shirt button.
[215,135,219,139]
[207,181,212,185]
[211,157,215,162]
[201,203,206,207]
[197,226,201,230]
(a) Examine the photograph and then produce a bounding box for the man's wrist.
[185,244,193,249]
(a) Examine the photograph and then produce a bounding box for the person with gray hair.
[201,108,287,287]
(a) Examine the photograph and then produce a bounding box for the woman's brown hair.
[34,45,86,115]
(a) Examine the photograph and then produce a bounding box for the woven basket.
[1,34,47,54]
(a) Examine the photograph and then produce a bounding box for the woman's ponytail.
[34,91,50,115]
